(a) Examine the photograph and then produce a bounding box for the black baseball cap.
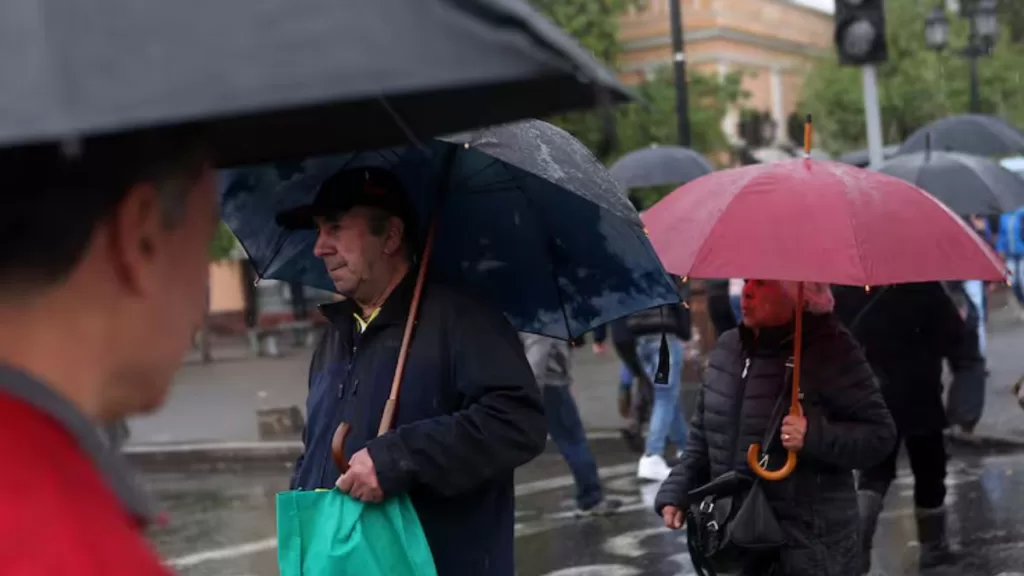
[275,166,415,230]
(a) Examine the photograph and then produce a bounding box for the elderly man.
[281,166,547,576]
[0,131,217,573]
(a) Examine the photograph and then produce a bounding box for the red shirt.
[0,390,171,575]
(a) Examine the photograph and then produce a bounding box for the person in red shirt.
[0,130,218,575]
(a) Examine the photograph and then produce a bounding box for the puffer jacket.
[654,312,896,576]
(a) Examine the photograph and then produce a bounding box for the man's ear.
[384,216,405,255]
[107,183,163,295]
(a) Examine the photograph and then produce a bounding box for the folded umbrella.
[880,147,1024,216]
[0,0,631,165]
[609,145,714,189]
[898,115,1024,158]
[221,120,679,339]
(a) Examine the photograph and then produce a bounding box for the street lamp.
[925,0,999,113]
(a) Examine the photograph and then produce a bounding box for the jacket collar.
[738,311,837,356]
[319,267,418,332]
[0,364,155,525]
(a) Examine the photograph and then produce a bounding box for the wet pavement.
[147,438,1024,576]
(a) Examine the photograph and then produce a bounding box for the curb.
[123,429,631,469]
[946,429,1024,451]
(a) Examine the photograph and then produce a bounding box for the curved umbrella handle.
[331,422,351,474]
[746,444,796,481]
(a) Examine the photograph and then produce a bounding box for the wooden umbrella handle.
[331,422,351,474]
[748,282,805,481]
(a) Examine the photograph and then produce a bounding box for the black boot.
[857,490,884,575]
[915,506,957,569]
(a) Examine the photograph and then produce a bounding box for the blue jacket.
[998,209,1024,257]
[290,271,547,576]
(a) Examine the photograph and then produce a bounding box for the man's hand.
[780,414,807,451]
[336,448,383,502]
[592,342,607,355]
[662,505,684,530]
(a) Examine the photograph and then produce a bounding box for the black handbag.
[685,358,793,576]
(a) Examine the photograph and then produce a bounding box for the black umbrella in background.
[838,145,900,167]
[608,145,714,189]
[0,0,631,166]
[880,141,1024,215]
[898,115,1024,157]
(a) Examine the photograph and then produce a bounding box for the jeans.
[1008,256,1024,306]
[637,335,687,457]
[963,280,987,354]
[618,362,634,392]
[542,385,603,509]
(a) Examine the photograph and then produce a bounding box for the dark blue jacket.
[290,271,547,576]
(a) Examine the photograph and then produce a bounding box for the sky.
[791,0,834,13]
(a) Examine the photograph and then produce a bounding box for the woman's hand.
[662,505,684,530]
[780,414,807,451]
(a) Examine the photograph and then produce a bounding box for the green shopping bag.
[276,487,438,576]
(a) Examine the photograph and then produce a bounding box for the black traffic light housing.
[834,0,888,66]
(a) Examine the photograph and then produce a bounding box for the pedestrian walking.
[833,282,982,572]
[617,278,693,482]
[0,131,216,574]
[283,167,547,576]
[655,280,895,576]
[521,333,621,515]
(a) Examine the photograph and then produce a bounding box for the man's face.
[110,166,219,417]
[313,207,390,299]
[741,279,795,328]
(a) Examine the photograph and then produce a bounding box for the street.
[146,437,1024,576]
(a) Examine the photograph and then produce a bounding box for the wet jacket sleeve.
[927,283,981,374]
[367,295,548,498]
[801,329,897,470]
[654,386,710,516]
[609,317,646,383]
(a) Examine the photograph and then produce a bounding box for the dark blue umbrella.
[220,120,680,339]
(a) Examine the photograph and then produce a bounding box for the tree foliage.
[800,0,1024,153]
[529,0,747,166]
[208,222,238,261]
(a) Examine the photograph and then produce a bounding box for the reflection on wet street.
[145,440,1024,575]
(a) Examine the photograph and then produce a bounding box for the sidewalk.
[128,342,632,447]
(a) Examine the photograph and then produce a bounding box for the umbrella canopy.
[0,0,631,166]
[608,145,714,189]
[837,145,900,167]
[879,150,1024,215]
[641,159,1004,285]
[221,120,679,339]
[898,115,1024,157]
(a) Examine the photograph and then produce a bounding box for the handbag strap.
[758,356,794,461]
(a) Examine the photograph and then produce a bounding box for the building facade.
[618,0,833,147]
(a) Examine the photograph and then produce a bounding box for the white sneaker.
[637,454,672,482]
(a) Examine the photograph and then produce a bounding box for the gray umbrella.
[608,145,714,189]
[838,145,900,167]
[898,115,1024,157]
[0,0,631,166]
[879,149,1024,215]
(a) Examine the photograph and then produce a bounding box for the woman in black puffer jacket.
[655,280,896,576]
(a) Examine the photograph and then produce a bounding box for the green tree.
[209,221,237,261]
[529,0,746,165]
[800,0,1024,153]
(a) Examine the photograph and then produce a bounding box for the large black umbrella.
[608,145,714,189]
[898,115,1024,157]
[838,145,900,167]
[879,149,1024,215]
[0,0,630,166]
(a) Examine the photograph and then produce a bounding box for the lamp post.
[924,0,999,113]
[669,0,691,147]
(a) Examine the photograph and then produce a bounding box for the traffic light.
[834,0,888,66]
